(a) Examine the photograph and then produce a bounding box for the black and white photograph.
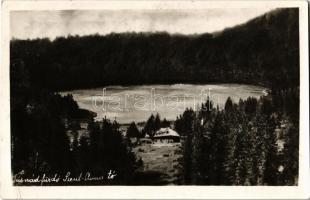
[0,0,309,199]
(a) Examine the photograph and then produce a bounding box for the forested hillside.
[175,91,299,185]
[10,8,299,90]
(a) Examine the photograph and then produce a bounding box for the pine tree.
[181,112,196,184]
[191,117,209,184]
[244,97,258,115]
[224,97,234,113]
[126,122,141,138]
[263,121,279,185]
[143,114,156,138]
[282,124,299,185]
[208,113,228,185]
[161,118,170,128]
[154,113,161,131]
[182,128,193,184]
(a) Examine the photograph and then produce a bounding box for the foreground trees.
[10,62,141,185]
[177,90,299,185]
[81,118,140,184]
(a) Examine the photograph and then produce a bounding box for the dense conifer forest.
[175,91,299,185]
[11,64,142,184]
[11,8,298,90]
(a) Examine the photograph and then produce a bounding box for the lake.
[61,84,268,123]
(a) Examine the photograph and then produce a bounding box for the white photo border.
[0,0,309,199]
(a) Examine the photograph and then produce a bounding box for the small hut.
[153,128,180,143]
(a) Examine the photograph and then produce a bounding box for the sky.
[10,8,278,40]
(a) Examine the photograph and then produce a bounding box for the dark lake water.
[61,84,268,123]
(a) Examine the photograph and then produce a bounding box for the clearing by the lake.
[132,142,182,185]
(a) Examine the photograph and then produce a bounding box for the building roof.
[154,128,180,138]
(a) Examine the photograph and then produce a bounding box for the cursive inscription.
[13,170,117,185]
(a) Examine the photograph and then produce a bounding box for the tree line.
[10,8,299,91]
[126,113,171,139]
